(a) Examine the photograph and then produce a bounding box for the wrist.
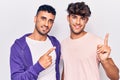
[100,58,109,64]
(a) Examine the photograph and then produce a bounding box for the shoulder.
[48,35,61,48]
[87,32,103,44]
[11,33,31,49]
[48,35,59,42]
[87,32,102,40]
[61,37,70,46]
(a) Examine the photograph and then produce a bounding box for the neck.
[28,32,47,41]
[70,31,87,39]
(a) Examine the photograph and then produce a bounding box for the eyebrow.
[41,16,46,19]
[49,19,54,22]
[41,16,54,23]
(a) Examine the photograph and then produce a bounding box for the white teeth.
[75,26,80,28]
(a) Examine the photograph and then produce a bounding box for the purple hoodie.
[10,33,61,80]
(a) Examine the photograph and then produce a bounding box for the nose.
[45,21,49,27]
[76,18,80,25]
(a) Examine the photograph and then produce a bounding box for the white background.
[0,0,120,80]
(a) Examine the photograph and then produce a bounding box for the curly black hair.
[67,2,91,17]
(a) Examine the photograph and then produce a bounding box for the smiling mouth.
[74,25,82,29]
[75,26,80,29]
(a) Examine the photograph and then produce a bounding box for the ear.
[85,17,89,23]
[67,15,70,22]
[34,16,37,23]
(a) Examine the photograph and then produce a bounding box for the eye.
[81,17,87,20]
[71,15,77,19]
[41,16,46,20]
[49,19,54,24]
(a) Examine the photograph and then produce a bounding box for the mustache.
[41,25,49,29]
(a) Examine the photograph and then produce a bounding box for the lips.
[74,25,82,29]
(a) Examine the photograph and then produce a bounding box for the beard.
[35,25,49,36]
[69,23,86,35]
[70,26,84,35]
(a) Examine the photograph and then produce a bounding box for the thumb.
[97,44,103,49]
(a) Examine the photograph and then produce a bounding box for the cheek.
[49,24,53,29]
[71,19,76,24]
[69,19,75,25]
[82,21,87,26]
[36,22,41,27]
[36,20,44,26]
[48,22,54,27]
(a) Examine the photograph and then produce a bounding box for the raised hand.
[97,33,111,62]
[38,47,56,69]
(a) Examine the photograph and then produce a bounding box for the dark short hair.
[67,2,91,17]
[36,4,56,16]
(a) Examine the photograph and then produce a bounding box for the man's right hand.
[38,47,56,69]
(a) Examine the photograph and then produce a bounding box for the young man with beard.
[10,5,61,80]
[61,2,119,80]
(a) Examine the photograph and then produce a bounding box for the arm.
[10,45,45,80]
[10,44,55,80]
[61,68,64,80]
[101,58,119,80]
[97,34,119,80]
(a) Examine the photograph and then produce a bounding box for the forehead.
[69,14,88,19]
[70,14,81,17]
[37,11,55,19]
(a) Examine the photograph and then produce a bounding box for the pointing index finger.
[45,47,56,56]
[104,33,109,46]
